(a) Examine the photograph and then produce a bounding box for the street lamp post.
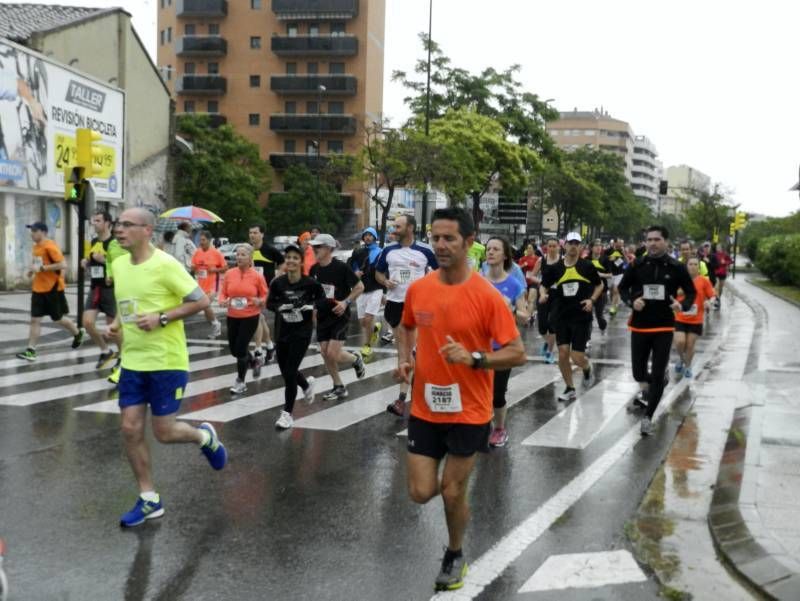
[420,0,433,240]
[538,98,555,241]
[316,84,326,196]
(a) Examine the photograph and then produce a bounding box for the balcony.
[270,114,356,135]
[269,191,354,210]
[176,75,227,95]
[270,75,357,95]
[176,36,228,57]
[271,34,358,56]
[272,0,358,20]
[176,0,228,18]
[176,113,227,128]
[269,153,332,170]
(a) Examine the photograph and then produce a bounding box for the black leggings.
[227,315,260,381]
[537,301,553,336]
[594,292,607,332]
[630,331,674,418]
[493,368,512,409]
[277,336,311,414]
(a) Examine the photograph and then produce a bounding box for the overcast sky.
[14,0,800,216]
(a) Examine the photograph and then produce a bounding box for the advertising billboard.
[0,39,125,199]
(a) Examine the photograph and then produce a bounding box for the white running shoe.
[275,411,293,430]
[303,376,316,402]
[209,320,222,339]
[230,379,246,394]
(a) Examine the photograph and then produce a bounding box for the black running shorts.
[407,415,490,459]
[675,322,703,336]
[316,316,349,342]
[555,318,592,353]
[85,286,117,317]
[384,300,404,328]
[31,289,69,321]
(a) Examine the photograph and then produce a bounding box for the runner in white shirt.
[375,214,438,416]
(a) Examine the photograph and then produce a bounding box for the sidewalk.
[629,275,800,599]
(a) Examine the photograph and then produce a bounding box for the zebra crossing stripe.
[179,357,398,423]
[396,363,562,437]
[0,347,103,371]
[0,347,212,388]
[75,353,329,415]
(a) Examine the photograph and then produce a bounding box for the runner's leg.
[645,332,673,418]
[685,332,699,366]
[27,317,42,349]
[83,308,108,352]
[120,404,155,493]
[440,453,478,552]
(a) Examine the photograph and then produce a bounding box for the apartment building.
[157,0,385,228]
[631,135,660,210]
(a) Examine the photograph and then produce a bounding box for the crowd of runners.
[13,207,733,592]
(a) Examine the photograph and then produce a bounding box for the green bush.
[756,234,800,286]
[741,211,800,263]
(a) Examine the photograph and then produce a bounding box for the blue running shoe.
[199,422,227,470]
[674,361,684,375]
[684,367,693,379]
[545,351,556,365]
[120,495,164,528]
[540,342,548,357]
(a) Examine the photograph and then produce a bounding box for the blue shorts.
[118,369,188,416]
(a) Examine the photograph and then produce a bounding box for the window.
[306,140,317,155]
[287,23,298,37]
[285,101,296,114]
[307,62,318,74]
[249,113,260,126]
[250,36,261,49]
[166,64,172,80]
[307,101,319,114]
[331,22,346,35]
[308,23,320,36]
[185,24,196,35]
[327,101,344,114]
[184,100,195,113]
[167,27,172,43]
[160,0,165,8]
[207,100,219,113]
[160,30,165,45]
[329,62,345,74]
[208,62,219,74]
[284,140,296,153]
[286,62,297,74]
[250,0,262,8]
[208,23,220,34]
[184,62,196,74]
[249,75,261,87]
[327,140,344,154]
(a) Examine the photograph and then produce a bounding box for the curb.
[707,406,800,600]
[746,278,800,310]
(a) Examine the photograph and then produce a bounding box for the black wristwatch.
[159,313,169,327]
[471,351,487,370]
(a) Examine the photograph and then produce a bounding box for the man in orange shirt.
[395,207,526,592]
[191,230,227,339]
[673,257,716,379]
[16,222,84,361]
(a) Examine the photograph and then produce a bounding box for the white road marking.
[518,550,647,592]
[179,357,398,423]
[0,347,101,371]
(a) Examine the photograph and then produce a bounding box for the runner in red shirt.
[517,243,540,323]
[673,257,716,379]
[395,207,526,592]
[713,244,732,308]
[191,230,227,339]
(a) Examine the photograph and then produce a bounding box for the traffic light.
[734,211,748,231]
[76,128,104,178]
[64,165,84,202]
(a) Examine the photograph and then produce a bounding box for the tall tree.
[681,184,733,242]
[174,115,271,241]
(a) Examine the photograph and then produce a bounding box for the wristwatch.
[159,313,169,327]
[471,351,487,370]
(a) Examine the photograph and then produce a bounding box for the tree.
[263,165,341,235]
[428,109,537,227]
[681,184,733,242]
[541,155,602,235]
[174,115,271,241]
[393,34,559,159]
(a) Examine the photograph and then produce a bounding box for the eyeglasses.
[115,221,148,229]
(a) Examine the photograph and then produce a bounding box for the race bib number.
[32,257,43,269]
[282,309,303,323]
[90,265,104,279]
[322,283,335,299]
[682,303,698,317]
[467,257,477,270]
[196,269,208,280]
[231,297,248,310]
[424,383,463,413]
[643,284,666,300]
[118,299,138,324]
[254,266,264,275]
[394,269,412,284]
[614,258,624,267]
[562,282,580,297]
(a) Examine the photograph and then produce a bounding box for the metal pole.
[732,230,738,279]
[317,85,323,195]
[76,187,86,326]
[538,171,544,240]
[420,0,433,239]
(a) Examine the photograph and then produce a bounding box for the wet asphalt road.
[0,300,730,601]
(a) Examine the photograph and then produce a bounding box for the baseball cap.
[309,233,337,248]
[26,222,48,233]
[565,231,582,243]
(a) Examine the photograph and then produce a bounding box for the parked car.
[271,235,298,252]
[218,243,240,267]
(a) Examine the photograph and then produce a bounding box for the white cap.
[565,232,582,242]
[309,233,337,248]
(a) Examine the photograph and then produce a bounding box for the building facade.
[659,164,711,217]
[157,0,385,230]
[631,135,660,210]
